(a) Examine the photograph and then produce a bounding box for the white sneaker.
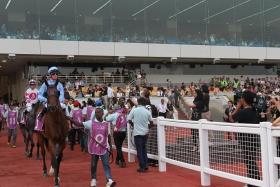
[106,179,116,187]
[90,179,97,187]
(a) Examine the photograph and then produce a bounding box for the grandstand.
[1,0,280,101]
[1,1,280,187]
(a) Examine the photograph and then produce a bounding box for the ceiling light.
[204,0,252,21]
[93,0,112,15]
[237,4,280,22]
[131,0,161,17]
[1,59,7,63]
[169,0,206,19]
[50,0,63,13]
[5,0,12,10]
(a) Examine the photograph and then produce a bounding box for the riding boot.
[38,107,47,121]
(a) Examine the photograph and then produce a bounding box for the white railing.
[31,75,129,84]
[267,126,280,187]
[122,117,280,187]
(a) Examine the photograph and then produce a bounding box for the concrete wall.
[1,39,280,60]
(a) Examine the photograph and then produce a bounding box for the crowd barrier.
[120,117,280,187]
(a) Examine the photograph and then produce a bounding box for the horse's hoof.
[25,151,29,157]
[27,153,32,158]
[36,156,41,160]
[54,185,60,187]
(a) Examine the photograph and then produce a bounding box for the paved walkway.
[0,130,245,187]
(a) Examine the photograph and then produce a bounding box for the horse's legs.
[39,135,47,177]
[36,135,41,160]
[20,126,27,145]
[53,143,61,187]
[25,131,30,156]
[28,131,35,158]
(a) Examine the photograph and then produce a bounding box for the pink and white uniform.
[25,88,38,112]
[7,110,18,129]
[71,108,83,128]
[88,121,109,155]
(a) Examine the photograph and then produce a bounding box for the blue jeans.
[91,152,112,180]
[134,135,148,170]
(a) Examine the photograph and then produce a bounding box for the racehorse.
[38,83,69,187]
[19,103,41,158]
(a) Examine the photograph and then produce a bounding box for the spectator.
[166,100,174,119]
[157,98,167,118]
[229,91,260,187]
[128,97,153,173]
[186,89,205,151]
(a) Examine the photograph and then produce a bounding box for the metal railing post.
[260,122,271,187]
[267,123,278,187]
[157,117,166,172]
[199,119,211,186]
[127,122,135,163]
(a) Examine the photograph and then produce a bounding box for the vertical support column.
[267,123,278,187]
[199,119,211,186]
[260,122,270,187]
[127,122,135,163]
[157,117,166,172]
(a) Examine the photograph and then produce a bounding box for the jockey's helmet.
[48,66,59,75]
[29,79,36,85]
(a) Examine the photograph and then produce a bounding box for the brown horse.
[20,102,41,158]
[38,84,69,187]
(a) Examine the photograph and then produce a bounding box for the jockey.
[25,79,38,112]
[38,66,64,120]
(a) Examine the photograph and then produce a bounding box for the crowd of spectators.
[1,22,280,47]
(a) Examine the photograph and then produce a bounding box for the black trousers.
[134,135,148,170]
[68,128,83,149]
[159,112,167,118]
[113,131,126,163]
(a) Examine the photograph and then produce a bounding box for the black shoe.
[119,162,126,168]
[137,168,146,173]
[115,160,120,165]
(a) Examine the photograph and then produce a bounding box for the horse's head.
[46,85,59,107]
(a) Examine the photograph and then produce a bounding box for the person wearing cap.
[68,107,116,187]
[69,100,84,151]
[25,79,38,112]
[38,66,64,120]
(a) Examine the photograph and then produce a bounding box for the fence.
[31,75,129,84]
[121,117,280,187]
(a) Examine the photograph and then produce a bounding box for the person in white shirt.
[157,98,167,118]
[107,83,114,109]
[25,79,38,112]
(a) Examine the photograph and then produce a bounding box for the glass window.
[206,0,236,46]
[112,0,146,43]
[77,0,112,42]
[0,0,39,39]
[235,0,264,47]
[39,0,77,41]
[177,0,207,45]
[264,0,280,47]
[145,0,177,44]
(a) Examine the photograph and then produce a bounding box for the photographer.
[255,92,268,122]
[229,91,260,187]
